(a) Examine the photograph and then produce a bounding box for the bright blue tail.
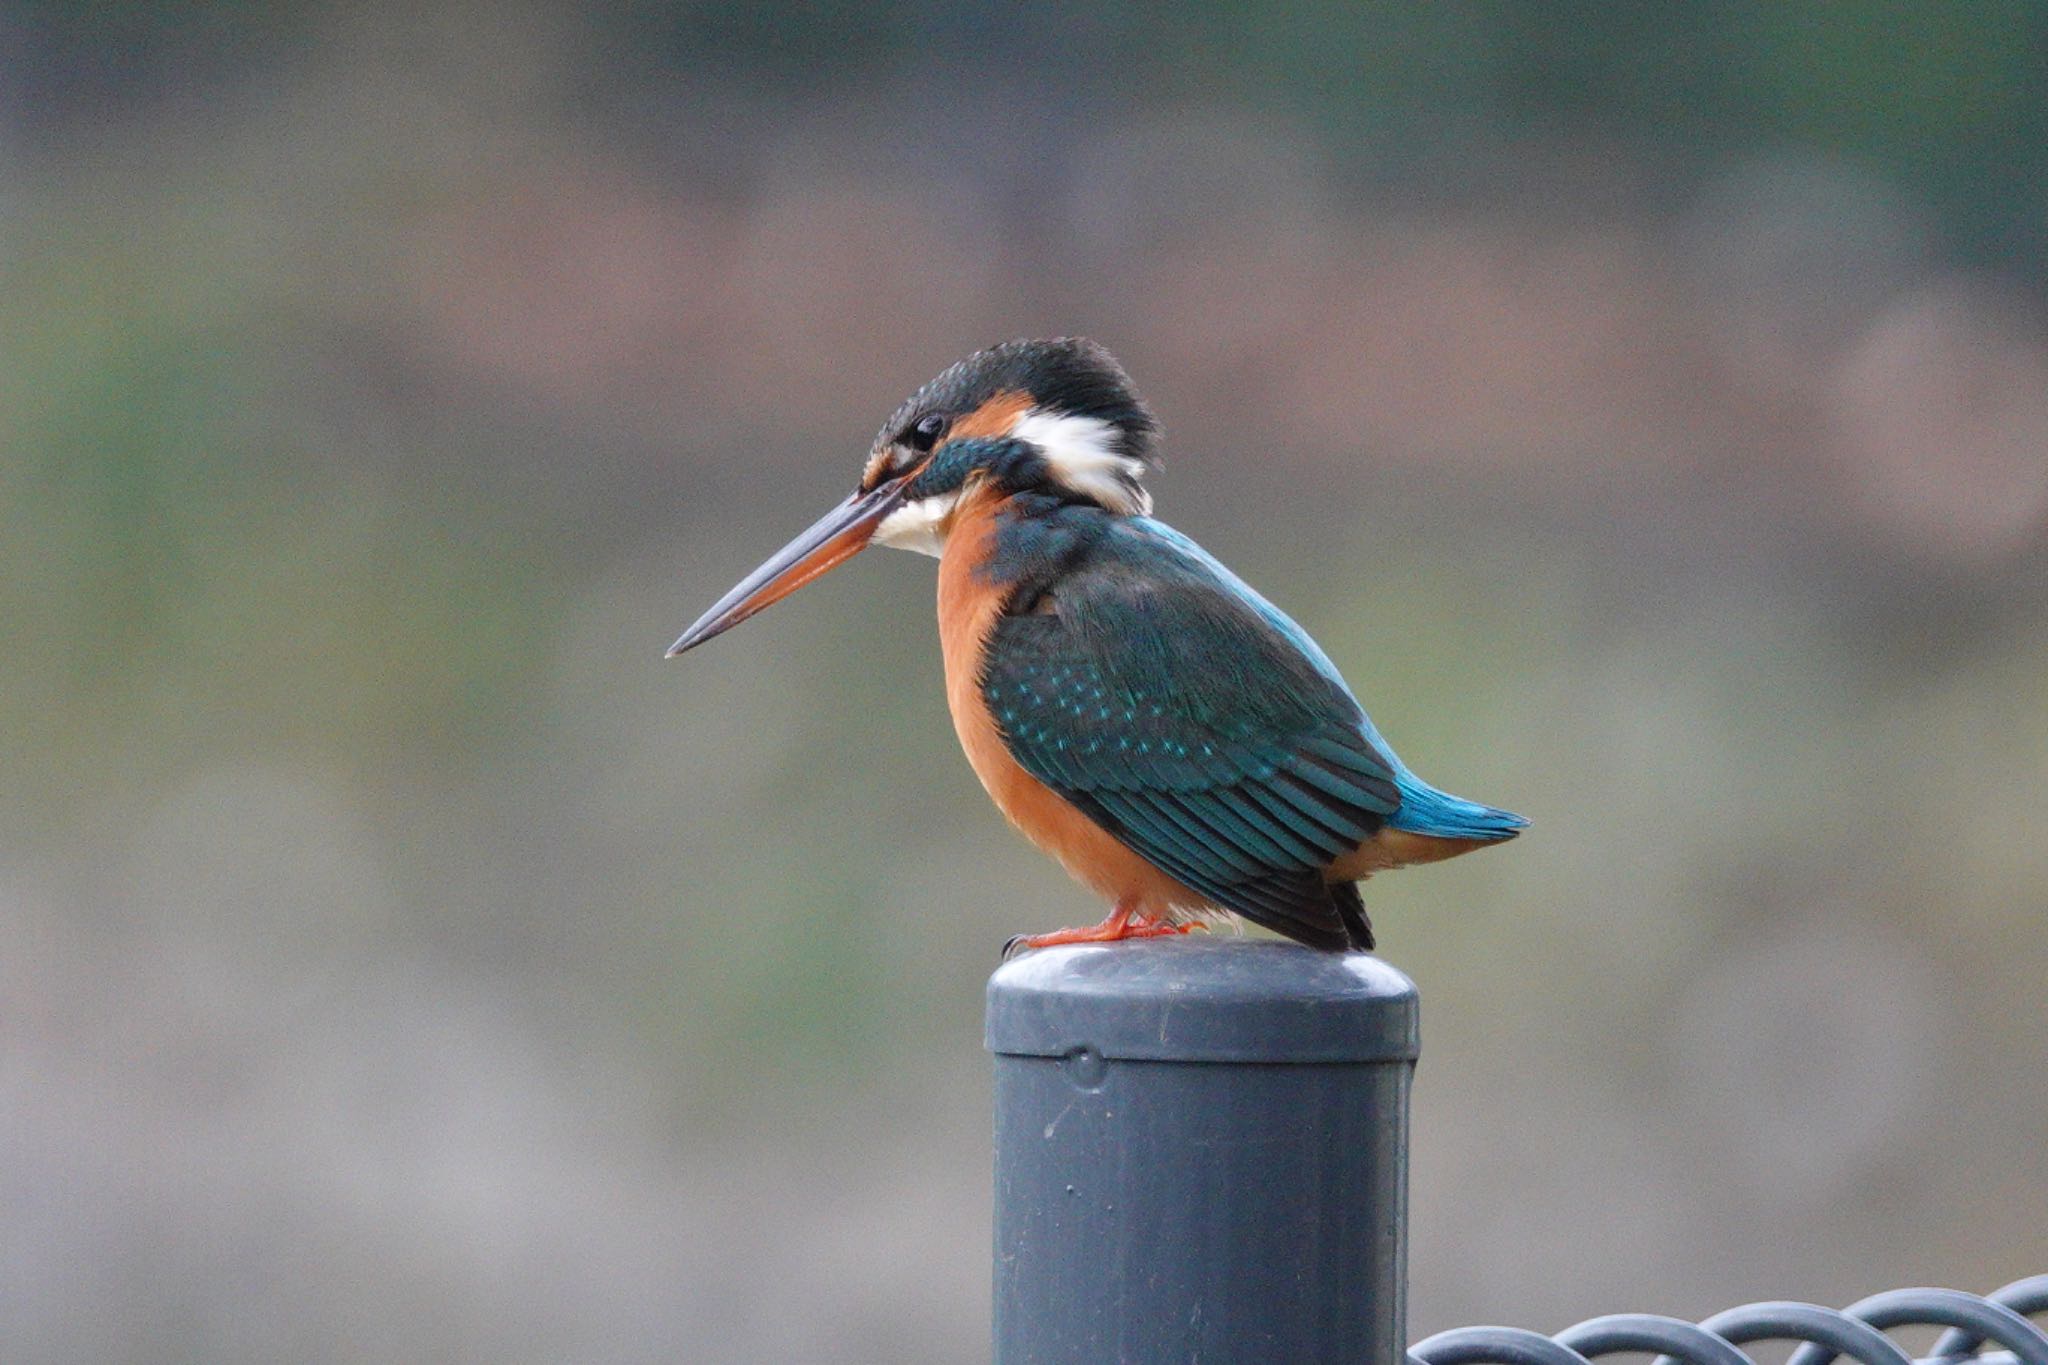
[1389,774,1529,841]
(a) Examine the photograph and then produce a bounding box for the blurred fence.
[1414,1277,2048,1365]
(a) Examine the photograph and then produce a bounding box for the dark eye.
[907,413,948,453]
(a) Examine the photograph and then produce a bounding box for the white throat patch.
[872,491,960,558]
[1011,408,1152,515]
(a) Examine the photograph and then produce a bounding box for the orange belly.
[935,489,1206,917]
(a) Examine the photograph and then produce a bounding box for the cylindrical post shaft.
[987,939,1418,1365]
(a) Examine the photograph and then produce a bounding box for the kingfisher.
[667,339,1526,952]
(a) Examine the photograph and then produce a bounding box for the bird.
[667,338,1526,953]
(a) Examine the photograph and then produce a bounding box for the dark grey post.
[987,938,1419,1365]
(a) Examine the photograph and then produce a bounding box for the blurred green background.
[5,2,2047,1360]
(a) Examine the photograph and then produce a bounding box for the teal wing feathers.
[1135,518,1526,842]
[980,520,1399,949]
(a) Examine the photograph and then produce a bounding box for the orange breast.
[936,489,1204,915]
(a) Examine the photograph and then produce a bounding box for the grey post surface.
[987,938,1419,1365]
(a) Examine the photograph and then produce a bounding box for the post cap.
[986,938,1419,1064]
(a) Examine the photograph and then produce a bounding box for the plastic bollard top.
[986,938,1419,1064]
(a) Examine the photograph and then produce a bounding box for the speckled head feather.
[875,338,1159,464]
[864,339,1161,517]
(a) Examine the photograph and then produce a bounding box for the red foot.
[1005,903,1199,955]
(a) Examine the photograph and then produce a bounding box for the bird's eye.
[907,414,948,453]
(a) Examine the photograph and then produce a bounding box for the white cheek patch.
[1011,408,1152,515]
[872,491,960,557]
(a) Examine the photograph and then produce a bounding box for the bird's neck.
[936,484,1014,746]
[935,481,1008,616]
[938,486,1115,629]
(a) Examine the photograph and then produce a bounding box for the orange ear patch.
[951,389,1032,442]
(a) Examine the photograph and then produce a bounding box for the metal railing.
[985,940,2045,1365]
[1411,1277,2048,1365]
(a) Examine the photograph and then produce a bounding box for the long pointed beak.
[666,481,905,657]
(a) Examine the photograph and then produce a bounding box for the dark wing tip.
[1329,880,1374,951]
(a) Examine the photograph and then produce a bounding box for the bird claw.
[1001,918,1196,959]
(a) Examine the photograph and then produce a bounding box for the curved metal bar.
[1411,1325,1597,1365]
[1991,1276,2048,1315]
[1694,1300,1917,1365]
[1554,1313,1754,1365]
[1930,1277,2048,1361]
[1785,1289,2048,1365]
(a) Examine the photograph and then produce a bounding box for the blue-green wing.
[981,528,1398,948]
